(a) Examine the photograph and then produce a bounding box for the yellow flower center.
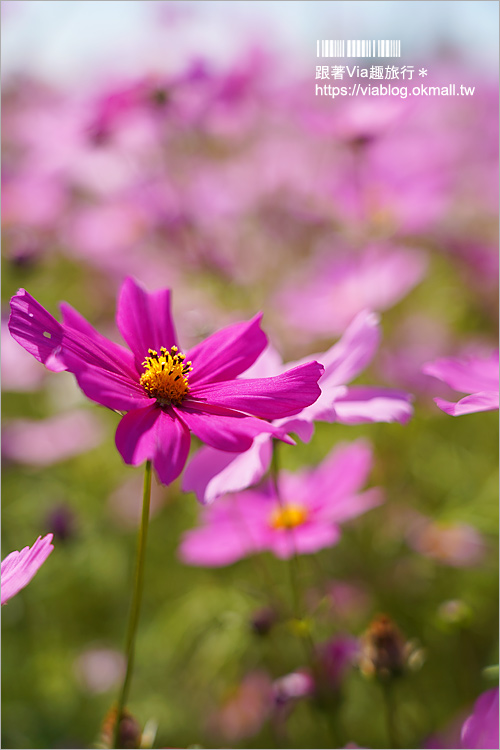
[270,503,309,530]
[139,346,192,405]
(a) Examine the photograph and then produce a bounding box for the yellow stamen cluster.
[140,346,192,405]
[270,503,308,530]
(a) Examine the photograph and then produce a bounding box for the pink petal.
[461,688,499,749]
[274,415,315,443]
[190,361,323,419]
[269,523,341,559]
[187,314,268,386]
[434,392,499,416]
[333,386,414,424]
[179,523,258,567]
[1,534,54,605]
[175,403,287,453]
[9,289,139,380]
[317,310,380,387]
[423,352,499,394]
[115,405,191,485]
[116,277,178,367]
[2,410,105,466]
[320,488,384,524]
[63,355,148,411]
[9,289,65,371]
[60,301,137,373]
[298,439,375,503]
[182,434,273,504]
[241,344,284,379]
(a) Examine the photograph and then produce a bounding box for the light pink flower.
[276,245,427,338]
[422,351,499,415]
[407,518,485,568]
[2,410,105,466]
[461,688,499,749]
[183,310,412,504]
[1,320,46,392]
[1,534,54,605]
[206,671,273,743]
[179,440,383,565]
[74,647,126,694]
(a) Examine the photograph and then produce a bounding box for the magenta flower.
[1,534,54,605]
[179,439,382,565]
[461,688,499,749]
[183,310,412,504]
[8,278,323,484]
[422,350,499,415]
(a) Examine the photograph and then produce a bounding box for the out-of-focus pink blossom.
[2,172,66,229]
[316,635,360,691]
[422,351,499,415]
[206,671,273,743]
[183,310,412,504]
[1,534,54,605]
[107,474,168,529]
[74,647,126,694]
[1,320,46,391]
[2,410,106,466]
[273,670,315,705]
[461,688,499,749]
[276,245,427,338]
[407,517,485,568]
[179,440,382,565]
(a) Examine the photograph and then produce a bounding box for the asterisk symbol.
[419,68,428,77]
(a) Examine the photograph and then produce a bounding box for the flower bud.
[250,606,277,636]
[99,705,142,749]
[358,614,406,680]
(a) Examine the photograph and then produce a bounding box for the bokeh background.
[2,2,498,748]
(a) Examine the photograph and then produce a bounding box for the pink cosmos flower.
[406,517,485,568]
[1,534,54,605]
[461,688,499,749]
[422,351,499,415]
[276,245,427,338]
[8,278,323,484]
[179,439,383,565]
[2,410,105,466]
[206,671,273,743]
[183,310,413,504]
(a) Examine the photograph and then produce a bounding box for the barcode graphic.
[317,40,401,58]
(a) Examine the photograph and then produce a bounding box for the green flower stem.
[381,680,400,749]
[113,460,152,749]
[270,441,316,663]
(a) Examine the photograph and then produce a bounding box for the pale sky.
[2,1,498,88]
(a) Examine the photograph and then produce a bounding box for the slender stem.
[270,441,300,617]
[381,680,400,749]
[113,461,152,749]
[270,441,316,665]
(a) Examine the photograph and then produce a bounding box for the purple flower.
[317,635,360,691]
[179,439,383,565]
[1,534,54,605]
[461,688,499,749]
[422,351,499,415]
[8,277,323,484]
[183,310,413,504]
